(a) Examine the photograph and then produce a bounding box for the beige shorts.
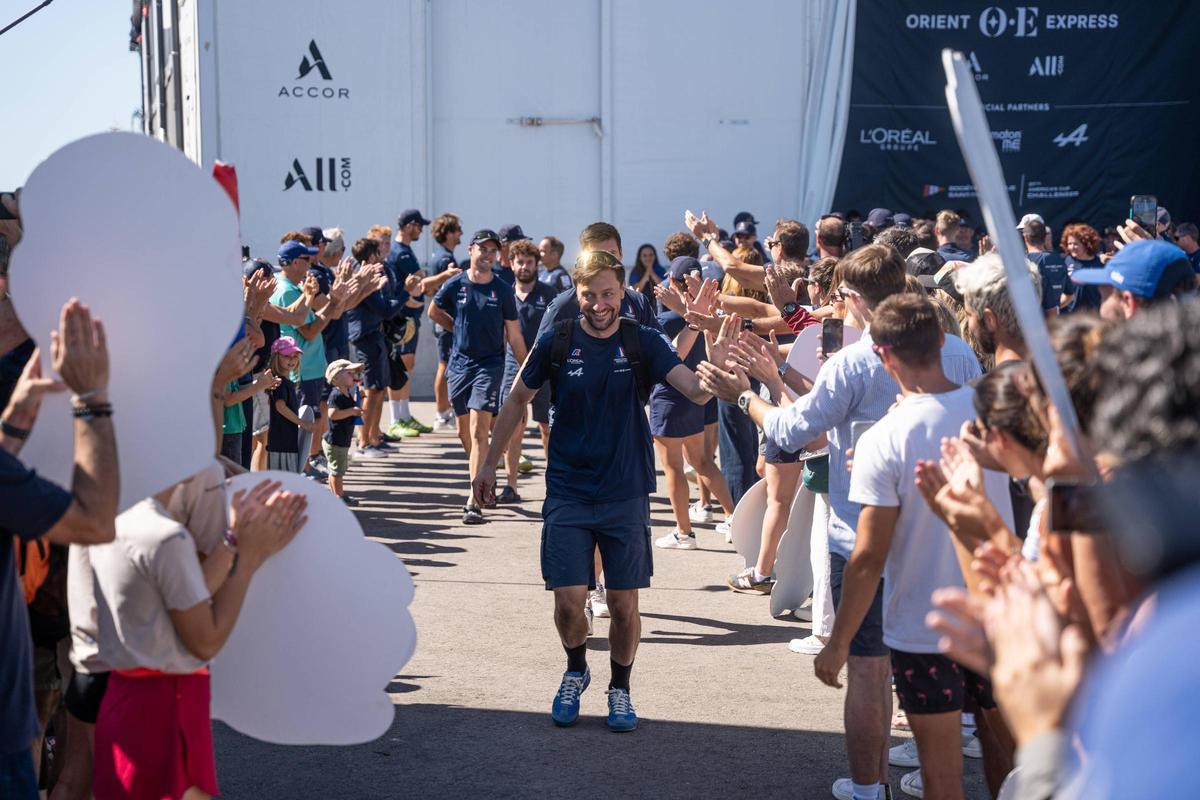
[252,386,269,436]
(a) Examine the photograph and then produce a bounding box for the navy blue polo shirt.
[1,449,71,756]
[507,281,559,368]
[520,323,681,503]
[433,272,518,365]
[1028,250,1071,311]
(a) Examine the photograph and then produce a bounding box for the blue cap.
[892,212,913,228]
[866,208,894,228]
[242,257,275,280]
[1071,239,1193,300]
[498,224,530,242]
[278,240,319,262]
[733,220,757,237]
[398,208,431,227]
[666,256,702,280]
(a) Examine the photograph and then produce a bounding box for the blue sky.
[1,0,142,189]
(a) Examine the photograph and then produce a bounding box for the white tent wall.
[165,0,853,397]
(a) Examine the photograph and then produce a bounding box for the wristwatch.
[781,302,799,317]
[741,318,755,331]
[777,362,790,380]
[737,389,756,415]
[701,236,715,249]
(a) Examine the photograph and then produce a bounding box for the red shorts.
[93,670,219,799]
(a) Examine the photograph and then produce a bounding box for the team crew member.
[473,250,724,732]
[497,239,558,503]
[814,295,1014,800]
[496,224,530,285]
[430,230,526,525]
[538,235,573,294]
[385,209,433,438]
[649,257,735,550]
[345,237,400,458]
[429,213,464,430]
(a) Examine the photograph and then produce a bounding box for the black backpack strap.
[619,318,650,406]
[547,318,575,404]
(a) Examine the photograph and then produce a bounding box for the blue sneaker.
[551,669,590,726]
[606,688,638,732]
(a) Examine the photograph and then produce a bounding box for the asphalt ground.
[213,402,991,799]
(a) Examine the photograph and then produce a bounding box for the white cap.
[1016,213,1044,231]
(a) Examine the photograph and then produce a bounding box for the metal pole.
[0,0,54,38]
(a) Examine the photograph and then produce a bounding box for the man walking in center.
[431,230,525,525]
[474,250,721,732]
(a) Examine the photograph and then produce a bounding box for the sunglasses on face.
[765,238,779,248]
[834,286,861,302]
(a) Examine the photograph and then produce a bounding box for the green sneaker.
[405,416,433,434]
[387,420,420,439]
[518,454,534,473]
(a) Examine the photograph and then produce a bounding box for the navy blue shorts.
[649,389,704,439]
[763,438,804,465]
[435,327,453,364]
[502,361,550,424]
[387,350,409,392]
[704,398,718,426]
[541,496,653,590]
[396,319,421,356]
[350,332,389,390]
[891,650,997,715]
[297,377,326,418]
[829,552,888,657]
[447,357,503,416]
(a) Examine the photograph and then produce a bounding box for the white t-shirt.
[849,386,1014,653]
[84,498,212,673]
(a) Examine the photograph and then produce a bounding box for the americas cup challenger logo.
[279,40,350,100]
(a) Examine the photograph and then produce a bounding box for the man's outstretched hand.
[472,465,497,508]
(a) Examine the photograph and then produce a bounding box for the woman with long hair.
[629,243,665,309]
[1060,223,1103,313]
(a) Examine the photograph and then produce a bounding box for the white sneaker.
[715,519,733,542]
[654,530,698,550]
[890,739,921,768]
[962,733,982,759]
[684,463,698,483]
[788,634,828,655]
[899,769,923,798]
[590,585,609,618]
[688,501,713,524]
[832,778,889,800]
[432,412,455,431]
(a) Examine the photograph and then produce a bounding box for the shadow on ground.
[213,705,855,799]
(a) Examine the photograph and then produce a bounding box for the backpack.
[14,538,50,604]
[547,318,651,406]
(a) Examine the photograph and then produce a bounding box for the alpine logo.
[966,51,988,81]
[283,157,352,192]
[1028,55,1065,76]
[567,367,583,377]
[1053,124,1088,148]
[279,40,350,100]
[922,184,945,197]
[296,40,331,80]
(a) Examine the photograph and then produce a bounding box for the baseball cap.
[1157,206,1171,226]
[242,257,275,280]
[733,220,757,237]
[866,208,894,228]
[1016,213,1044,231]
[301,226,327,245]
[470,229,501,247]
[324,358,363,383]
[892,212,913,228]
[398,208,431,227]
[271,336,302,356]
[733,211,759,227]
[498,224,530,242]
[934,263,965,303]
[278,240,319,262]
[1071,239,1193,300]
[666,256,702,280]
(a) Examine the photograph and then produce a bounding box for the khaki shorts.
[322,441,350,476]
[252,385,270,435]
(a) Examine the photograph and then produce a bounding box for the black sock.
[565,642,588,674]
[609,659,632,691]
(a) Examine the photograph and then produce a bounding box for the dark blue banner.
[831,2,1200,233]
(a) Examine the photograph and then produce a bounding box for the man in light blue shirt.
[698,244,981,800]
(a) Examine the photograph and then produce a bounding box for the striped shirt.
[762,330,982,558]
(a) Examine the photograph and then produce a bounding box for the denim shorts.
[829,551,888,657]
[541,496,653,591]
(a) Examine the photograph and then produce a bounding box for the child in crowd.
[266,336,315,472]
[222,369,279,467]
[323,359,365,502]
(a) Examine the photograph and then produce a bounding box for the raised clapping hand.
[255,369,281,393]
[214,338,258,387]
[654,282,687,315]
[2,348,65,431]
[763,264,798,311]
[229,479,309,565]
[51,299,109,399]
[729,332,781,391]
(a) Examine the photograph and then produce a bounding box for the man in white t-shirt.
[814,294,1014,800]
